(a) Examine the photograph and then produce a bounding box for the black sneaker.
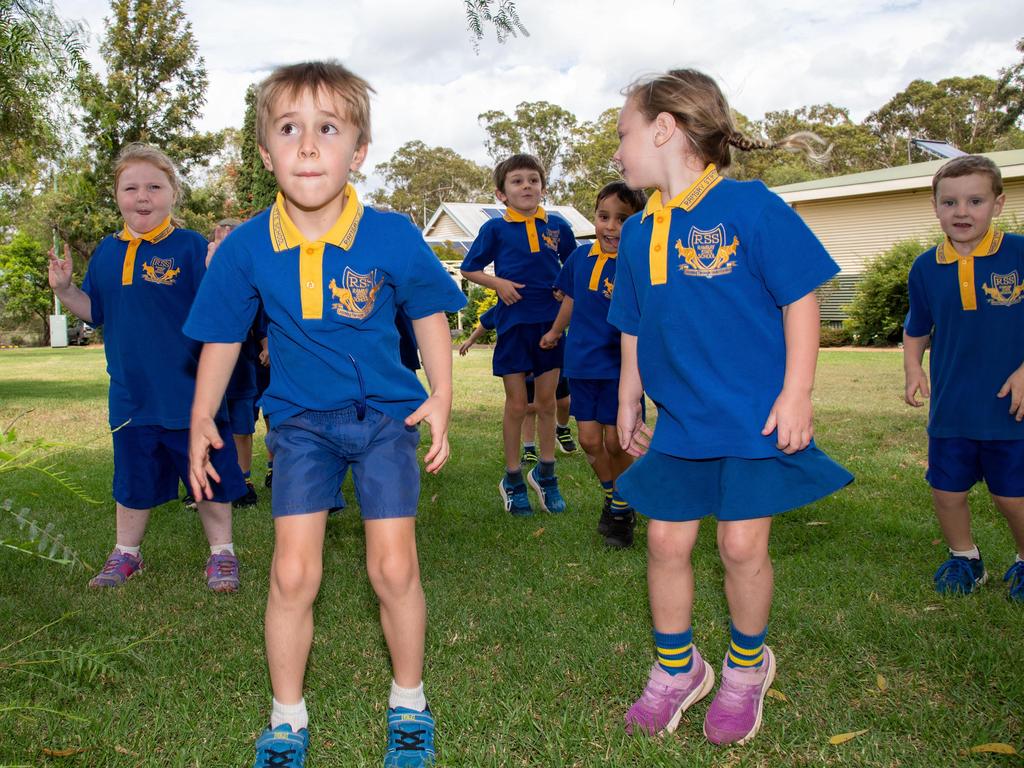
[182,492,197,510]
[555,425,578,454]
[234,481,258,508]
[603,511,636,549]
[597,498,614,535]
[264,468,273,489]
[521,445,539,464]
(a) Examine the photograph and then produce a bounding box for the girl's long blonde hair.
[625,70,829,170]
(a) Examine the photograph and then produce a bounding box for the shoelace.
[935,558,976,590]
[1004,562,1024,587]
[390,727,426,752]
[210,556,236,576]
[259,746,297,768]
[101,554,133,573]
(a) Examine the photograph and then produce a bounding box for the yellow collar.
[642,165,723,285]
[117,216,175,286]
[588,241,616,259]
[269,185,363,253]
[504,205,548,253]
[935,227,1005,312]
[587,241,616,291]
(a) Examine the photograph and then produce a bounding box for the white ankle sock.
[270,697,308,731]
[950,545,980,560]
[211,542,235,556]
[114,544,140,556]
[389,680,426,711]
[1016,553,1023,564]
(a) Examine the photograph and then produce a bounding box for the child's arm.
[902,331,930,407]
[460,269,525,306]
[997,362,1024,421]
[540,296,573,349]
[406,312,454,474]
[188,342,242,499]
[47,244,93,322]
[762,292,818,454]
[618,332,652,456]
[458,324,486,356]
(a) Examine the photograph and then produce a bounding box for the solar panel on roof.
[483,207,505,219]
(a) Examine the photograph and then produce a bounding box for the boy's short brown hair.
[932,155,1003,198]
[595,180,647,214]
[256,60,374,148]
[494,153,547,193]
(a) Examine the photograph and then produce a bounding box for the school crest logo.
[602,277,614,299]
[982,271,1024,307]
[328,267,384,319]
[140,256,180,285]
[541,228,560,252]
[675,225,739,278]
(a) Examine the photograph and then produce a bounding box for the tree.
[556,107,622,213]
[0,232,52,343]
[370,140,492,224]
[235,84,278,217]
[478,101,578,186]
[463,0,527,52]
[996,36,1024,135]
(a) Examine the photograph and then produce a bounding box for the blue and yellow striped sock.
[654,627,694,675]
[611,488,631,514]
[601,480,613,503]
[726,624,767,669]
[243,470,251,480]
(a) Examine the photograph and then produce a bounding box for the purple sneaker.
[703,645,776,746]
[624,649,715,735]
[206,551,240,592]
[88,549,143,588]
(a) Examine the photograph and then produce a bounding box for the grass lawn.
[0,346,1021,767]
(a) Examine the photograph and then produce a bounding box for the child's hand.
[762,388,813,454]
[458,339,472,356]
[552,288,565,301]
[617,399,652,457]
[495,278,525,305]
[205,235,224,268]
[539,330,560,349]
[188,415,225,501]
[904,368,930,407]
[47,244,73,291]
[405,393,451,474]
[997,363,1024,421]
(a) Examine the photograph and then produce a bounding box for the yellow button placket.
[299,243,325,320]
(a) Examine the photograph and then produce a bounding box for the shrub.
[844,239,928,346]
[460,286,497,343]
[819,325,852,347]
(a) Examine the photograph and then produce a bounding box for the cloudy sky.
[56,0,1022,193]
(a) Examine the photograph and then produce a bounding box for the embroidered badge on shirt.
[329,267,384,319]
[983,271,1024,307]
[140,256,180,285]
[541,228,560,252]
[676,225,739,278]
[602,277,614,299]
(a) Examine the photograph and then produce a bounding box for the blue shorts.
[227,397,256,436]
[927,437,1024,496]
[525,374,570,404]
[617,446,853,522]
[493,322,563,377]
[112,424,245,509]
[569,378,616,425]
[265,406,421,519]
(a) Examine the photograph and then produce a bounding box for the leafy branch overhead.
[463,0,528,52]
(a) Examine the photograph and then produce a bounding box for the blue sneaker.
[527,465,566,514]
[1003,560,1024,603]
[385,706,435,767]
[933,552,988,595]
[254,723,309,768]
[499,476,533,516]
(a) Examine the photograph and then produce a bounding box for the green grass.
[1,346,1022,767]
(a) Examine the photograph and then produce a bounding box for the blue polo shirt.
[608,165,839,459]
[905,229,1024,440]
[460,206,576,333]
[184,188,466,428]
[555,242,621,379]
[82,221,215,429]
[225,321,260,400]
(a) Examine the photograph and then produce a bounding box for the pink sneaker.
[206,551,239,592]
[88,549,143,588]
[703,646,776,746]
[624,649,715,735]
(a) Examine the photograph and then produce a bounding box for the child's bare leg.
[114,503,150,547]
[234,433,253,474]
[577,420,611,481]
[992,494,1024,556]
[647,519,701,631]
[521,406,537,448]
[196,500,234,549]
[266,511,327,704]
[932,489,974,551]
[533,369,559,463]
[365,518,425,688]
[604,425,633,481]
[502,374,528,471]
[717,518,774,634]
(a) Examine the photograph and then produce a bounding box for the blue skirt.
[616,446,853,522]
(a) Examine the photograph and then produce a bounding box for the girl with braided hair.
[607,69,853,746]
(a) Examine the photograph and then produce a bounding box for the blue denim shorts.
[112,423,245,509]
[927,436,1024,496]
[227,397,256,436]
[616,446,853,521]
[265,406,421,518]
[493,322,563,377]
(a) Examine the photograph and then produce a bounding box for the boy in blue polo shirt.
[460,154,576,516]
[541,181,647,548]
[185,61,465,768]
[48,143,245,592]
[904,154,1024,602]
